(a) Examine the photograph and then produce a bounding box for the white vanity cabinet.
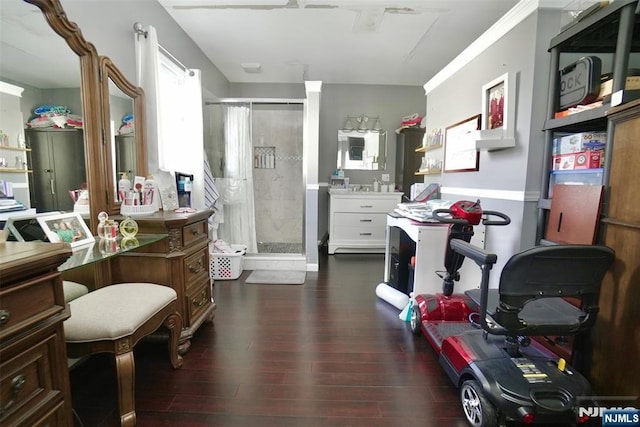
[328,190,402,254]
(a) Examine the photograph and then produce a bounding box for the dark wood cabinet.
[395,127,424,193]
[588,99,640,399]
[115,134,136,180]
[26,128,86,213]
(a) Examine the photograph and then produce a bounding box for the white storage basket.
[210,244,246,280]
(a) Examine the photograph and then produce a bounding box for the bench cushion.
[63,280,89,303]
[65,283,177,343]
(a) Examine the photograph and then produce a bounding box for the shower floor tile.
[257,242,303,254]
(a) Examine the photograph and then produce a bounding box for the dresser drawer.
[333,224,387,241]
[182,220,208,248]
[331,196,400,213]
[333,212,387,229]
[183,248,209,291]
[0,333,65,425]
[0,272,64,341]
[185,280,212,327]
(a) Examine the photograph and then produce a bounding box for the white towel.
[203,153,219,210]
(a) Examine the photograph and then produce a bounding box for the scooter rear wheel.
[460,379,498,427]
[409,304,422,335]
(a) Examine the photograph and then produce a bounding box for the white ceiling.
[0,0,574,90]
[157,0,522,86]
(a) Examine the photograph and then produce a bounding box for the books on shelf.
[554,100,603,118]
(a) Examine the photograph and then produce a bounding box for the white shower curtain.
[217,104,257,253]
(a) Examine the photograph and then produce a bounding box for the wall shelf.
[0,167,31,173]
[474,129,516,151]
[0,146,31,152]
[415,168,441,176]
[415,143,443,153]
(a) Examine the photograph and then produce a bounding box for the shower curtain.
[217,104,257,253]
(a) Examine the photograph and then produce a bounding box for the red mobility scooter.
[409,199,510,351]
[410,201,615,426]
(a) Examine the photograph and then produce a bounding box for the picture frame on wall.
[481,72,518,132]
[37,212,95,248]
[483,74,506,130]
[443,114,481,173]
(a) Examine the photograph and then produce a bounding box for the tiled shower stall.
[204,102,304,255]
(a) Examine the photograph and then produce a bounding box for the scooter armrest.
[450,239,497,267]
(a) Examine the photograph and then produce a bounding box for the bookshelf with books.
[538,0,639,226]
[0,82,30,213]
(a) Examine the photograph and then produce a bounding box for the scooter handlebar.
[481,210,511,226]
[431,208,469,224]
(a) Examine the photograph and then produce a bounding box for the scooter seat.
[465,289,584,329]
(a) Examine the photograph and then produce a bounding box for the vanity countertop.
[329,188,403,197]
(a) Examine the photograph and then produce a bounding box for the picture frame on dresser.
[38,212,95,247]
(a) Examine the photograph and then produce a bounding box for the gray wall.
[424,9,561,279]
[61,0,230,99]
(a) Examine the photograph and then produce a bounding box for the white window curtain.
[135,25,205,209]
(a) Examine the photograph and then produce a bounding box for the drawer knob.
[359,219,372,222]
[360,205,373,208]
[360,232,372,236]
[0,374,26,416]
[189,260,203,274]
[192,290,208,307]
[191,228,201,236]
[0,309,10,325]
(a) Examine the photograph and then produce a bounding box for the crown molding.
[423,0,541,95]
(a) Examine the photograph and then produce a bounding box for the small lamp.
[357,115,369,132]
[372,117,383,132]
[343,117,355,131]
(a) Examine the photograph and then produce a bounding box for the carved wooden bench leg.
[64,283,184,427]
[164,312,183,369]
[115,349,136,427]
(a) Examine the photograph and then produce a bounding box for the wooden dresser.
[110,210,215,354]
[588,99,640,399]
[328,191,402,254]
[0,242,73,426]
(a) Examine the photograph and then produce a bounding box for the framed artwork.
[37,212,95,247]
[444,114,481,173]
[481,72,514,131]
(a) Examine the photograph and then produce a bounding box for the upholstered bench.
[62,280,89,302]
[64,283,183,427]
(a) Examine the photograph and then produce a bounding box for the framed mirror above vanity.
[1,0,103,226]
[0,0,149,227]
[99,56,148,214]
[337,130,386,170]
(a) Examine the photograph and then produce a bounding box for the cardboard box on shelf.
[553,131,606,155]
[598,76,640,99]
[552,151,603,170]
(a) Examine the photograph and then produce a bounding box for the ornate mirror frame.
[99,56,148,215]
[26,0,106,230]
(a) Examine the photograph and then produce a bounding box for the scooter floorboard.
[423,321,476,352]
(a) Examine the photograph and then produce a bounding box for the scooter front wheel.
[460,379,498,427]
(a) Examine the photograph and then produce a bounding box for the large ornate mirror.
[99,56,147,214]
[337,130,387,170]
[0,0,104,230]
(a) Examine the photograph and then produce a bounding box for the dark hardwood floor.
[70,250,470,426]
